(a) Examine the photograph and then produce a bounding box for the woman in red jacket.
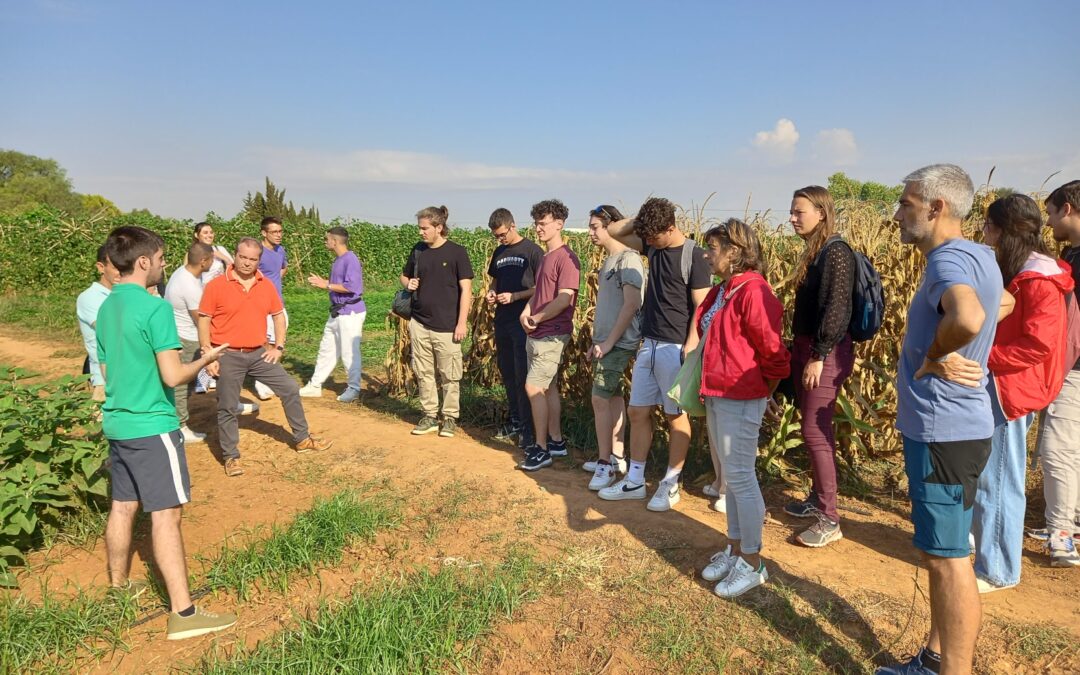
[695,219,790,599]
[973,194,1073,592]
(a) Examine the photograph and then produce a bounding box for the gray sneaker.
[439,418,458,438]
[796,513,843,548]
[411,416,439,435]
[166,606,237,640]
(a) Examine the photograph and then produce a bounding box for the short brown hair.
[1046,180,1080,212]
[633,197,677,241]
[703,219,766,275]
[260,216,282,231]
[530,199,569,223]
[488,208,514,230]
[187,241,214,266]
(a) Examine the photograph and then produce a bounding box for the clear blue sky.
[3,0,1078,226]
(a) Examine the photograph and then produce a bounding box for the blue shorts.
[902,435,991,558]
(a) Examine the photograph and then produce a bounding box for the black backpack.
[828,239,885,342]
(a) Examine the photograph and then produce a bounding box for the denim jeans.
[704,396,768,554]
[973,412,1034,587]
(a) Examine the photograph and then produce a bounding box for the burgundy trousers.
[792,334,855,523]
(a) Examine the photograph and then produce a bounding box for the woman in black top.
[784,185,855,548]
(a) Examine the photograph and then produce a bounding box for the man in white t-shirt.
[165,242,214,443]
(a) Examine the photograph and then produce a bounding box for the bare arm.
[997,289,1015,323]
[155,345,228,388]
[607,218,644,252]
[531,289,575,324]
[683,287,710,355]
[187,310,201,330]
[454,279,472,342]
[197,314,213,351]
[926,284,986,360]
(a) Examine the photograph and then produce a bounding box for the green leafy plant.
[0,367,107,586]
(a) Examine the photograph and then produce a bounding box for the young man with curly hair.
[518,199,582,471]
[598,198,712,510]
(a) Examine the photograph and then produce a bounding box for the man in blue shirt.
[254,216,289,400]
[878,165,1005,675]
[76,245,118,401]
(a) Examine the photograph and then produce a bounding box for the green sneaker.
[166,605,237,640]
[411,416,439,435]
[108,579,151,603]
[439,417,458,438]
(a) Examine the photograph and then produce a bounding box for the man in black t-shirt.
[400,206,474,438]
[597,197,711,512]
[485,208,544,447]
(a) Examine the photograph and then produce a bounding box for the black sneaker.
[547,439,568,457]
[519,446,552,471]
[493,423,516,442]
[784,497,819,519]
[517,431,535,451]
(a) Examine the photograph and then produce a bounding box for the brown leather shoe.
[295,435,332,454]
[224,458,244,477]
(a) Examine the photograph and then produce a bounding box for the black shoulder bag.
[391,249,420,319]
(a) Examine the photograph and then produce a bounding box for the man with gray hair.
[198,237,332,477]
[877,164,1005,675]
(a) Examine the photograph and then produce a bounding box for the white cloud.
[813,128,859,165]
[752,118,799,163]
[246,148,615,191]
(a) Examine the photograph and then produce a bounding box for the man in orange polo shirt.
[198,238,332,477]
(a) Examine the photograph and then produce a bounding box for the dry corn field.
[384,190,1012,479]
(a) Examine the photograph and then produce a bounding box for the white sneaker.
[703,483,721,498]
[254,381,275,400]
[598,478,646,501]
[181,425,206,443]
[583,454,625,474]
[298,384,323,398]
[701,545,735,582]
[713,557,768,598]
[337,387,360,403]
[646,478,681,512]
[236,402,260,415]
[588,463,617,491]
[710,496,727,514]
[976,577,1018,594]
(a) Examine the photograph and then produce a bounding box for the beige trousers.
[408,318,463,420]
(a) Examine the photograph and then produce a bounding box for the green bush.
[0,368,108,586]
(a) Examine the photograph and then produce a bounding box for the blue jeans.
[704,396,767,554]
[973,412,1034,587]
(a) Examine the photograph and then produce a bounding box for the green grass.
[1,488,401,672]
[0,292,80,340]
[201,553,539,674]
[0,588,141,673]
[203,487,402,600]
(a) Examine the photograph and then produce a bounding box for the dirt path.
[3,327,1078,673]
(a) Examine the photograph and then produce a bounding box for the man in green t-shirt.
[96,226,236,641]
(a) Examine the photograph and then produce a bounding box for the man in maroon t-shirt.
[519,199,581,471]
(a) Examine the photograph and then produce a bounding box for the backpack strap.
[680,239,696,286]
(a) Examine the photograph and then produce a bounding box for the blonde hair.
[416,205,450,236]
[791,185,837,287]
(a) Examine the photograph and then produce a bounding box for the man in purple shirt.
[300,227,366,403]
[254,216,289,400]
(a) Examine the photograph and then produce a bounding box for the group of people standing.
[399,169,1080,675]
[75,217,367,639]
[72,168,1080,671]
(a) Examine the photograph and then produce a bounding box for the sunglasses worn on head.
[591,205,614,221]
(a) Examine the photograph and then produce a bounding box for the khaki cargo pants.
[408,318,463,420]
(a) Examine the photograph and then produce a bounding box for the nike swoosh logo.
[622,484,641,493]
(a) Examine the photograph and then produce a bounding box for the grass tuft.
[0,589,140,673]
[202,553,539,674]
[203,488,402,600]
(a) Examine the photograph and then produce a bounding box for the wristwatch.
[274,344,285,352]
